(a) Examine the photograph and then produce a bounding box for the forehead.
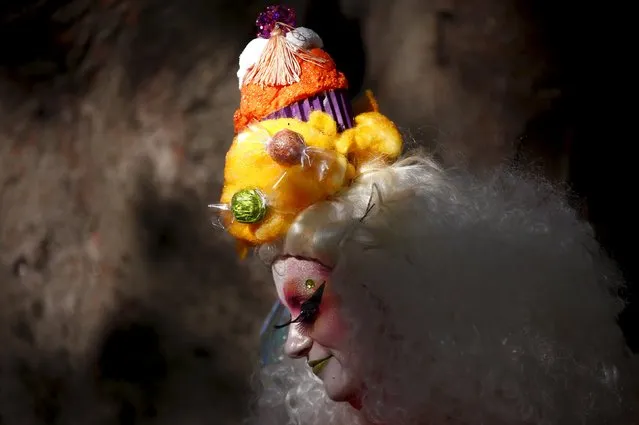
[271,257,331,298]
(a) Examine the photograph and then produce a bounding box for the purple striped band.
[264,89,354,132]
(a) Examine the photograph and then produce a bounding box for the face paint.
[272,256,361,402]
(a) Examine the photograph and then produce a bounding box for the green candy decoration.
[231,188,267,224]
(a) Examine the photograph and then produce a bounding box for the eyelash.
[295,302,320,326]
[274,282,325,330]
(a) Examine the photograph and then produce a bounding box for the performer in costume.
[211,5,639,424]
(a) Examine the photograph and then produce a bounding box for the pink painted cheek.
[313,297,350,346]
[281,289,303,317]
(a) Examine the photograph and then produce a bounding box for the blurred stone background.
[0,0,634,424]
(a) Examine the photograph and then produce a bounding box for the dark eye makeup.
[274,282,326,329]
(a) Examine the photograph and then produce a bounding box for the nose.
[284,325,312,358]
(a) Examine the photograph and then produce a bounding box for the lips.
[308,355,332,375]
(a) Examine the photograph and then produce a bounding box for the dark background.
[0,0,635,424]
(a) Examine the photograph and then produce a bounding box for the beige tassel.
[243,25,327,87]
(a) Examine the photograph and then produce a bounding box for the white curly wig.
[247,151,638,425]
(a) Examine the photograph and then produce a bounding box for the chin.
[321,370,361,403]
[324,384,357,403]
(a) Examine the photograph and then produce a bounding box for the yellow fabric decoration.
[336,112,403,168]
[218,96,403,256]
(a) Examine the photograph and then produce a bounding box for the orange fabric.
[233,48,349,134]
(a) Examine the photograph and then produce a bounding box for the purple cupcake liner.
[265,89,354,132]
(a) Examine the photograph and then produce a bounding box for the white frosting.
[236,28,324,88]
[237,37,269,88]
[285,27,324,50]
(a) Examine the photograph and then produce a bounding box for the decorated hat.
[211,4,404,257]
[234,5,353,134]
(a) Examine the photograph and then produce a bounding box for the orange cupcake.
[234,48,349,133]
[233,6,353,134]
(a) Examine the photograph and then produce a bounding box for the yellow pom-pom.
[336,112,403,169]
[220,113,352,246]
[217,108,403,254]
[308,111,338,137]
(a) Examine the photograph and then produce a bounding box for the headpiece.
[211,4,403,257]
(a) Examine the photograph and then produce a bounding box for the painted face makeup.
[271,256,361,403]
[274,281,325,329]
